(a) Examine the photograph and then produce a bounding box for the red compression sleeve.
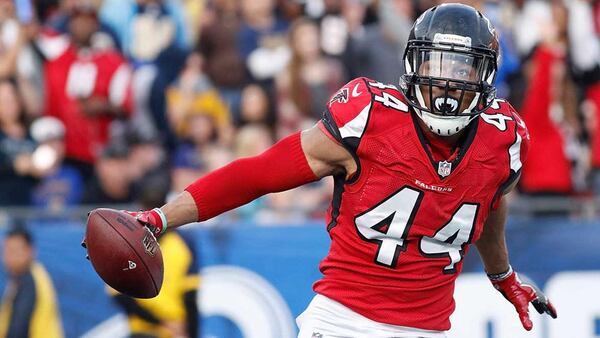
[185,132,319,221]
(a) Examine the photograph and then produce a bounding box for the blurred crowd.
[0,0,599,220]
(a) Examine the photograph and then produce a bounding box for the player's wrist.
[487,265,513,282]
[149,208,168,236]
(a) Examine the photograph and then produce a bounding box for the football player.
[119,4,557,337]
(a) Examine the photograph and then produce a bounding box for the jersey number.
[481,113,512,131]
[374,92,409,112]
[355,186,478,273]
[368,81,409,112]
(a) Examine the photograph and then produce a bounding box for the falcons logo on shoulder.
[328,88,349,106]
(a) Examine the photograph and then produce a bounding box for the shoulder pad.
[480,99,530,172]
[481,99,529,137]
[323,78,374,145]
[326,77,373,129]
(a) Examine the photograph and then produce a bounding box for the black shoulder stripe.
[322,108,360,154]
[491,119,522,207]
[321,109,362,184]
[327,174,346,233]
[322,109,343,144]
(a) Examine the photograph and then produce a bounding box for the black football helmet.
[400,3,499,136]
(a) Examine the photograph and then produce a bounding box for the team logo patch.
[142,231,159,257]
[438,161,452,177]
[123,260,137,271]
[328,88,349,106]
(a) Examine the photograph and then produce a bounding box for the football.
[84,208,164,298]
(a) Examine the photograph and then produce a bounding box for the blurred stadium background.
[0,0,599,337]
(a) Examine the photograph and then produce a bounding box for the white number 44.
[355,187,478,272]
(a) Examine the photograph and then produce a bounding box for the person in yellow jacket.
[0,225,64,338]
[110,229,200,338]
[109,175,200,338]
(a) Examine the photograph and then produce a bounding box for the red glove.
[123,208,167,237]
[489,266,557,330]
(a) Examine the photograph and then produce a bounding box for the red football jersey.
[313,77,529,330]
[40,31,133,163]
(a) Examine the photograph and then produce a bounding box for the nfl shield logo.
[438,161,452,177]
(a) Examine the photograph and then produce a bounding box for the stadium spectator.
[566,0,600,194]
[0,0,43,118]
[128,134,169,200]
[169,109,230,195]
[181,0,202,43]
[589,83,600,192]
[480,1,521,100]
[110,229,199,338]
[100,0,189,149]
[39,3,133,183]
[111,184,199,338]
[84,131,166,204]
[305,0,348,57]
[0,0,25,79]
[276,18,346,137]
[166,51,232,145]
[519,1,577,196]
[100,0,191,61]
[0,85,79,208]
[0,80,37,205]
[30,116,85,210]
[238,83,271,126]
[84,142,133,203]
[197,0,246,117]
[0,225,64,338]
[238,0,290,81]
[234,123,273,159]
[44,0,119,50]
[344,0,413,84]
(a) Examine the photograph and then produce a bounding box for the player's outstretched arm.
[475,196,557,331]
[130,123,355,235]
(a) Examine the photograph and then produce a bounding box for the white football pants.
[296,294,447,338]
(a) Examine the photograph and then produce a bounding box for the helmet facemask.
[401,36,498,136]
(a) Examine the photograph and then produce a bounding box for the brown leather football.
[84,208,163,298]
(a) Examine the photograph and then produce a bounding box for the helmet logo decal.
[434,97,459,114]
[433,33,472,48]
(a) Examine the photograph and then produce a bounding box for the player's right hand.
[489,268,557,330]
[123,208,167,237]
